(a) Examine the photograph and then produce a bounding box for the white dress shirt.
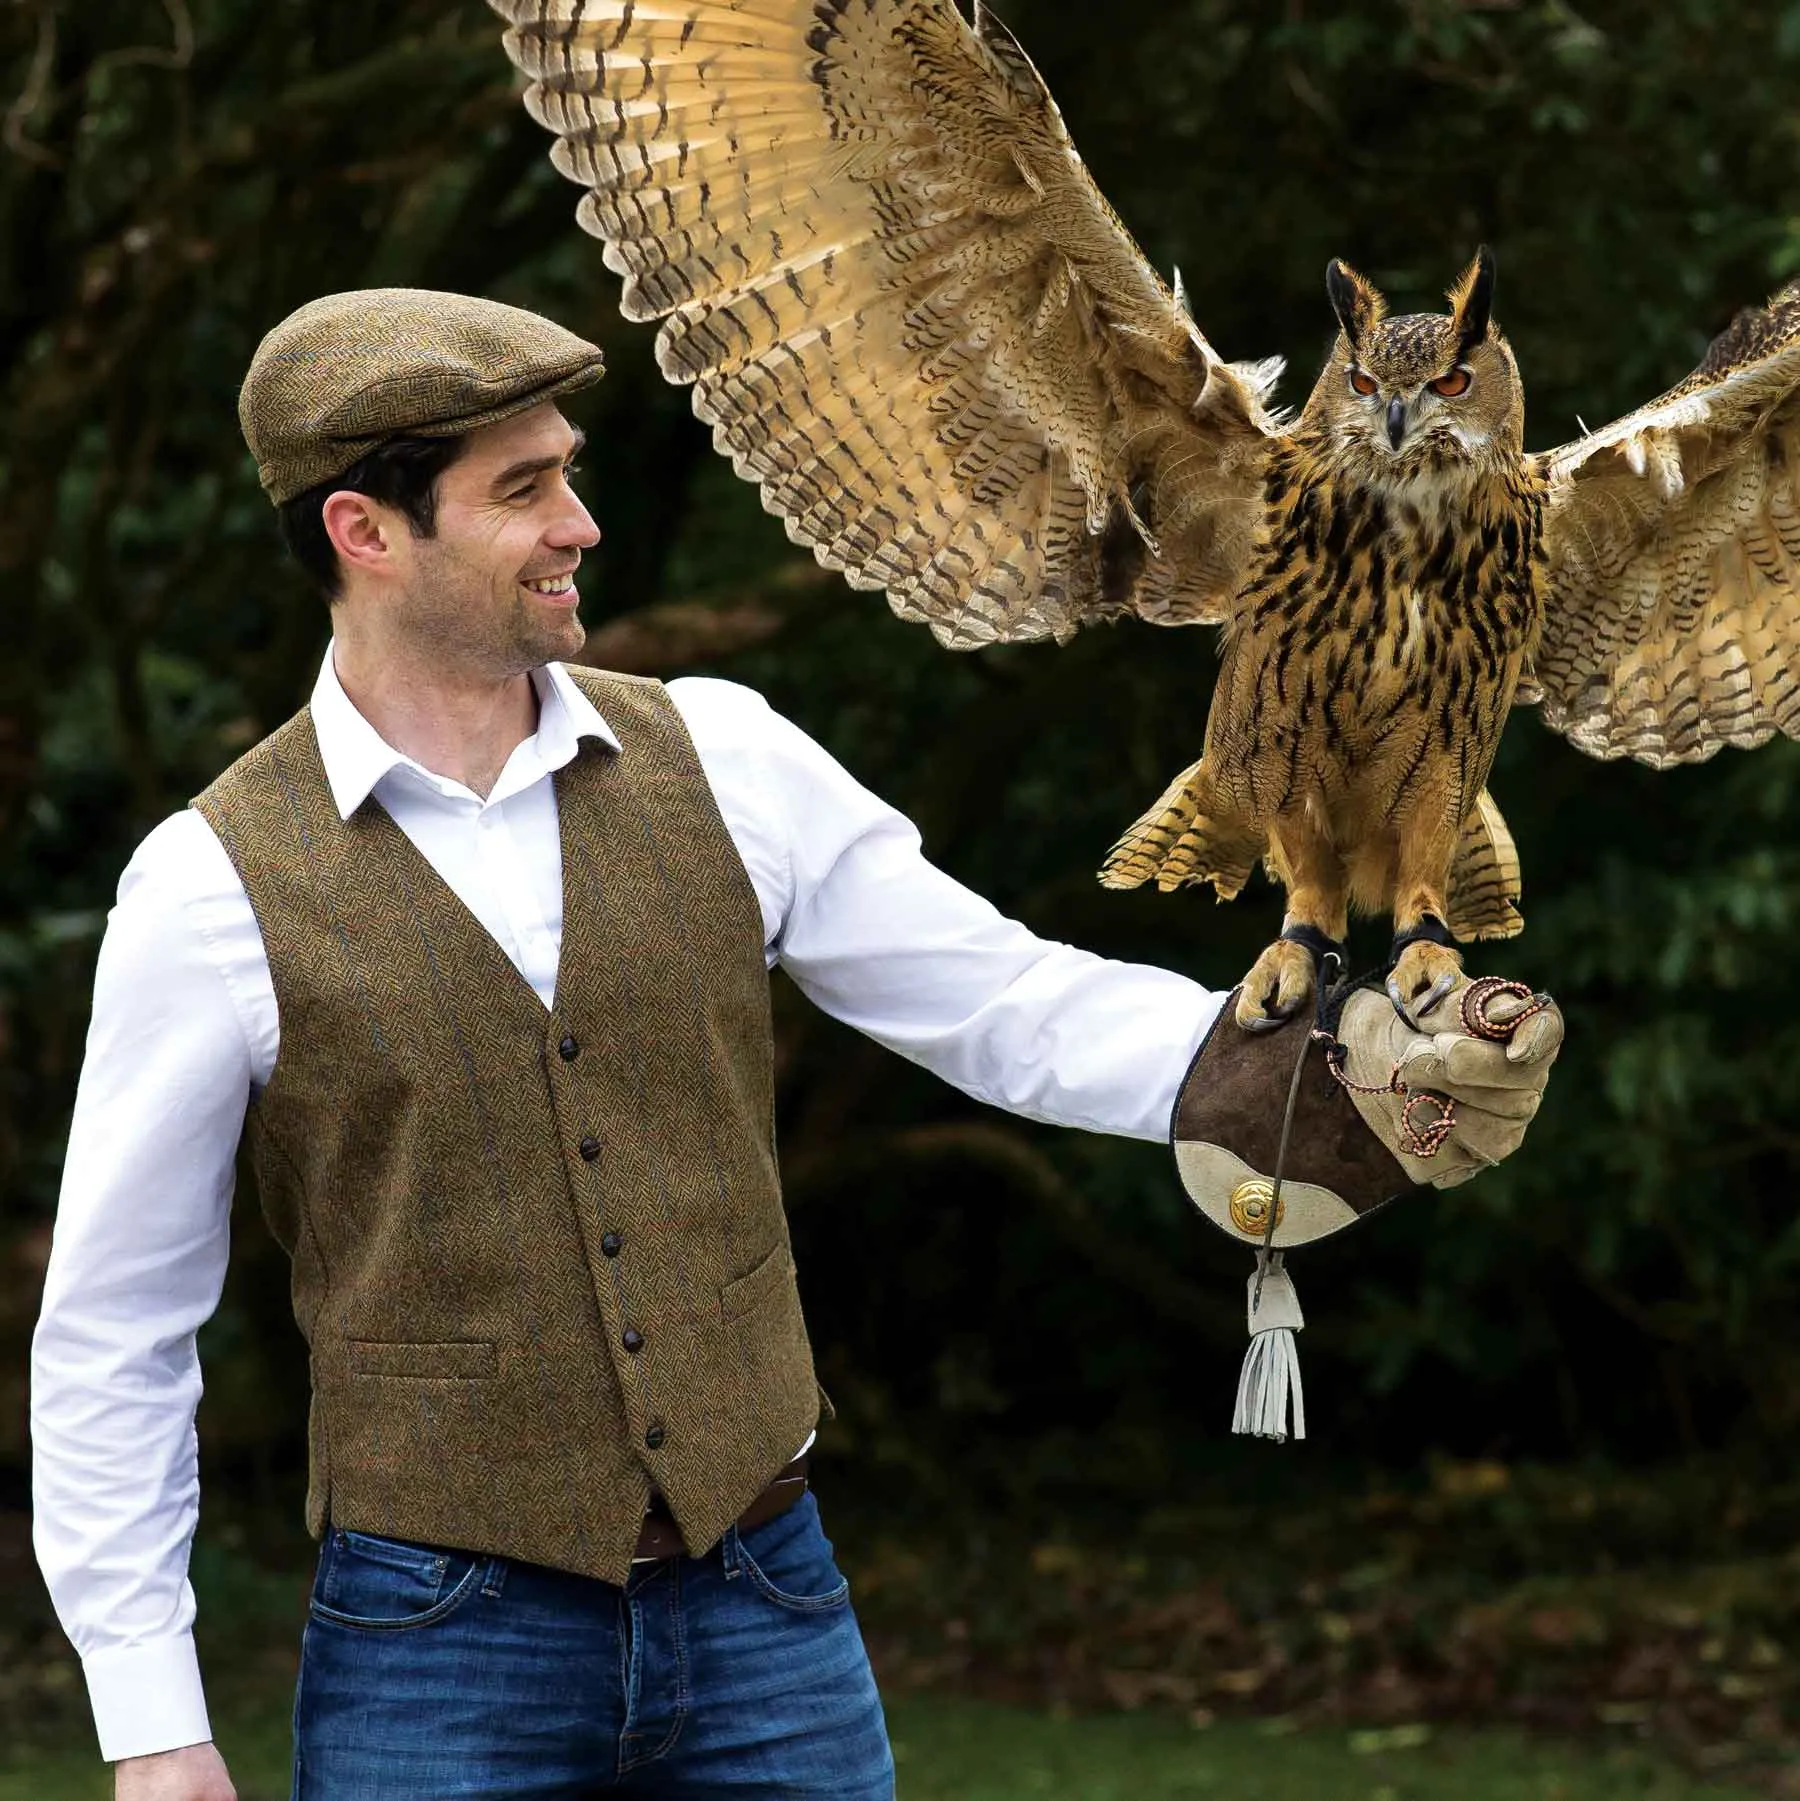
[31,648,1222,1763]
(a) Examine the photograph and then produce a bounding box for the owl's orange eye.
[1431,368,1473,398]
[1348,368,1379,397]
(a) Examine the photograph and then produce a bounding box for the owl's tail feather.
[1447,788,1525,941]
[1099,760,1263,898]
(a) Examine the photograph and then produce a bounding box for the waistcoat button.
[559,1036,579,1062]
[644,1424,666,1451]
[601,1232,623,1258]
[622,1328,645,1354]
[579,1136,601,1161]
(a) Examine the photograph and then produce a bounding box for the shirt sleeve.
[670,678,1224,1140]
[30,817,253,1762]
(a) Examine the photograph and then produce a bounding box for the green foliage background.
[5,0,1800,1516]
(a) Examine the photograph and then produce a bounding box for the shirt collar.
[310,644,621,821]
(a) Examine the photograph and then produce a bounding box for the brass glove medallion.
[1228,1178,1284,1238]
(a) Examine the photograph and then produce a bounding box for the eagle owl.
[489,0,1800,1027]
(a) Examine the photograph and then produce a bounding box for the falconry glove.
[1171,968,1563,1442]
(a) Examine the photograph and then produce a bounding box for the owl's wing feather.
[1534,281,1800,765]
[491,0,1278,646]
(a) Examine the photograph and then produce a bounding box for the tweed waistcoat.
[193,668,819,1585]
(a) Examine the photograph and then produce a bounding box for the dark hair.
[277,434,469,601]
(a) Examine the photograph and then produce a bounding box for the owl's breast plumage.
[1205,445,1543,826]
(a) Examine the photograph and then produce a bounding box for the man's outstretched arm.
[672,678,1559,1183]
[671,676,1222,1137]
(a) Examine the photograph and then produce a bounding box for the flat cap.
[241,289,606,505]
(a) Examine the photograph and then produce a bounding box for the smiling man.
[30,290,1561,1801]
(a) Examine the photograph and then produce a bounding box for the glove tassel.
[1232,1251,1306,1442]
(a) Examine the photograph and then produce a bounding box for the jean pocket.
[734,1496,851,1613]
[311,1527,487,1631]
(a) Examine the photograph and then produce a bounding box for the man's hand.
[1337,972,1564,1188]
[115,1743,236,1801]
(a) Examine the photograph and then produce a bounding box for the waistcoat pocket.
[720,1244,795,1323]
[344,1339,498,1380]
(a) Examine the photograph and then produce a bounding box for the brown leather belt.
[632,1455,810,1562]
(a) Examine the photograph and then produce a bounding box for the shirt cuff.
[83,1633,212,1763]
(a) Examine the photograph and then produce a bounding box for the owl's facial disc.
[1342,367,1478,462]
[1344,318,1489,457]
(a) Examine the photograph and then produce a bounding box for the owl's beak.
[1385,397,1408,451]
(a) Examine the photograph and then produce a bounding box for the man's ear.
[321,491,397,579]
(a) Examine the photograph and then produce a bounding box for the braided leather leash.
[1252,951,1347,1303]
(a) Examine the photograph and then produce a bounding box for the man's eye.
[507,461,579,501]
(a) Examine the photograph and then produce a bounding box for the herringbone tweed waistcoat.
[193,667,818,1585]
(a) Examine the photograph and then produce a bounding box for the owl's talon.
[1235,937,1324,1032]
[1414,970,1460,1022]
[1386,972,1424,1031]
[1242,1005,1297,1034]
[1386,938,1465,1031]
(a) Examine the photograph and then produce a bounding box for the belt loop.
[721,1522,743,1581]
[480,1556,508,1600]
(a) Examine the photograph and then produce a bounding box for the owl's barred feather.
[1104,766,1523,942]
[1101,759,1262,900]
[492,0,1800,1015]
[494,0,1277,650]
[1448,791,1525,942]
[1536,302,1800,766]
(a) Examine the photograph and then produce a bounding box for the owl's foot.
[1386,917,1463,1029]
[1236,925,1347,1033]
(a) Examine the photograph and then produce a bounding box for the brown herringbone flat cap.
[241,289,605,504]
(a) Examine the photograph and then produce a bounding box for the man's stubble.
[400,533,586,679]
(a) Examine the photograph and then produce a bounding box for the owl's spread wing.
[1534,282,1800,766]
[491,0,1279,647]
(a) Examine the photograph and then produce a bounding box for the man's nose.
[552,489,602,550]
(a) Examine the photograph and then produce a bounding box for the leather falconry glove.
[1171,965,1563,1442]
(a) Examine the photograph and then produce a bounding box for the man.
[32,290,1560,1800]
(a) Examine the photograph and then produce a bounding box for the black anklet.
[1279,923,1347,968]
[1387,915,1456,966]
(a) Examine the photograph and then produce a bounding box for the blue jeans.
[291,1492,895,1798]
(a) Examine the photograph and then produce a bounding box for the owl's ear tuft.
[1326,259,1386,352]
[1448,246,1497,358]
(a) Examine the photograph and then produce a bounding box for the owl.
[488,0,1800,1028]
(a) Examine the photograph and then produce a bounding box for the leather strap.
[632,1455,810,1562]
[1279,922,1346,967]
[1387,914,1456,963]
